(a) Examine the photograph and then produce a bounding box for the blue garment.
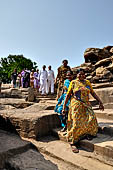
[54,93,70,113]
[55,79,71,127]
[63,79,71,92]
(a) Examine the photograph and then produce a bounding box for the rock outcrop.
[72,45,113,83]
[25,87,36,102]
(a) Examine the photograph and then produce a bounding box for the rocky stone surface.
[4,149,59,170]
[25,87,36,102]
[0,130,86,170]
[0,88,23,98]
[26,136,113,170]
[1,45,113,169]
[0,98,33,110]
[90,87,113,104]
[0,130,63,170]
[72,45,113,83]
[0,87,113,169]
[84,47,112,63]
[0,130,32,169]
[0,102,60,139]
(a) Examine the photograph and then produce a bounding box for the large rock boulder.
[72,45,113,83]
[110,47,113,53]
[84,48,111,64]
[96,66,113,80]
[95,57,112,68]
[0,130,58,170]
[1,88,23,98]
[25,87,36,102]
[103,45,113,52]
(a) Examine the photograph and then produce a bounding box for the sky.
[0,0,113,75]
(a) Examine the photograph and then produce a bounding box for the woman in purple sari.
[34,69,40,90]
[21,69,25,88]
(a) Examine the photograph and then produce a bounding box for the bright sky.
[0,0,113,75]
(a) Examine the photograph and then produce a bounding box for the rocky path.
[0,87,113,169]
[0,130,79,170]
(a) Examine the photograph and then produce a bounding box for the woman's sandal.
[60,126,67,132]
[70,144,79,153]
[86,135,93,140]
[86,135,97,140]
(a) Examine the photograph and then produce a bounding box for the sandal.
[70,144,79,153]
[60,126,67,132]
[86,135,96,140]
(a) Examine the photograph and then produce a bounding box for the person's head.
[48,65,51,70]
[66,71,73,80]
[43,65,46,70]
[14,69,17,72]
[36,69,39,72]
[77,68,86,81]
[31,69,34,72]
[62,59,68,67]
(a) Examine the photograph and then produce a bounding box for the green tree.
[0,55,38,83]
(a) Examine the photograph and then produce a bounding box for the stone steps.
[98,117,113,136]
[4,125,113,170]
[95,109,113,120]
[51,117,113,161]
[0,130,65,170]
[0,107,61,139]
[91,102,113,110]
[25,136,113,170]
[92,82,113,89]
[0,130,32,169]
[1,94,113,169]
[52,128,113,160]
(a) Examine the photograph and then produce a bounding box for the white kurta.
[39,70,48,94]
[47,70,55,94]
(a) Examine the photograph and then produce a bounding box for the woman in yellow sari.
[62,68,104,153]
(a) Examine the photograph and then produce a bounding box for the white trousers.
[39,79,47,94]
[46,79,54,94]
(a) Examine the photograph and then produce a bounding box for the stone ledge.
[52,128,113,159]
[0,130,32,169]
[95,109,113,120]
[0,109,60,139]
[25,136,113,170]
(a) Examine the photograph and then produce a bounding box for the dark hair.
[76,68,85,74]
[66,70,73,75]
[62,59,68,64]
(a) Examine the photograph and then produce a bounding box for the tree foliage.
[0,55,38,83]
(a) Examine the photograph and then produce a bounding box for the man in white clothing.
[47,65,55,94]
[39,65,48,95]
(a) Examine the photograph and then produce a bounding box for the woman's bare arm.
[91,91,104,111]
[62,90,72,114]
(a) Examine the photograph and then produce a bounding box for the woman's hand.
[62,109,66,115]
[91,91,104,111]
[99,102,104,111]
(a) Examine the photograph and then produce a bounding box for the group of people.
[55,59,104,153]
[11,65,55,95]
[11,59,104,153]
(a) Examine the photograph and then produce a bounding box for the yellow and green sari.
[66,78,98,144]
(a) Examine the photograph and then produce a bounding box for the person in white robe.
[47,65,55,94]
[39,65,48,95]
